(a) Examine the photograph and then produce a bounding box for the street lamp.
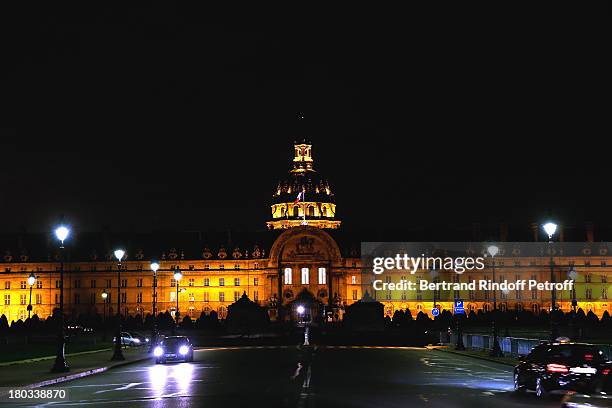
[150,261,159,352]
[568,266,579,340]
[543,222,558,341]
[487,244,503,357]
[430,268,439,311]
[51,225,70,373]
[27,272,36,319]
[173,268,182,334]
[111,249,125,361]
[101,290,108,341]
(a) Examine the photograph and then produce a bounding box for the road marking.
[94,382,141,394]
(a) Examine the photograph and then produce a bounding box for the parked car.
[112,332,142,346]
[514,341,609,397]
[153,336,194,363]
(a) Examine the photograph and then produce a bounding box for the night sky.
[1,6,609,238]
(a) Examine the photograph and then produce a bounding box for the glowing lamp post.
[568,266,579,340]
[568,267,578,313]
[487,244,503,357]
[150,261,159,351]
[543,222,558,341]
[101,290,108,341]
[111,249,125,361]
[430,268,439,312]
[173,268,183,334]
[27,272,36,319]
[51,225,70,373]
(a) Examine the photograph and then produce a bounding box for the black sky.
[1,5,609,238]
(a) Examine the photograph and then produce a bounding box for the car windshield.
[162,338,188,347]
[548,345,605,363]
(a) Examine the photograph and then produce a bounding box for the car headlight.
[133,338,140,343]
[153,346,164,357]
[179,345,189,355]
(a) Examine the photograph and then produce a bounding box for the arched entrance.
[268,226,342,323]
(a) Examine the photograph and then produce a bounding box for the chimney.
[499,222,509,242]
[530,223,539,242]
[585,222,594,242]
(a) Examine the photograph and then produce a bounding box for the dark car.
[514,342,609,397]
[561,364,612,407]
[153,336,194,363]
[129,332,150,346]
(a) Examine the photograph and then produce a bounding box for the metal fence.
[445,333,612,360]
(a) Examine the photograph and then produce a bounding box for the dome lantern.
[267,141,341,230]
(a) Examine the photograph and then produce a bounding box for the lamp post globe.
[54,226,70,247]
[543,222,557,240]
[28,272,37,287]
[487,244,499,258]
[114,249,125,262]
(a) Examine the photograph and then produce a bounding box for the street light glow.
[543,222,557,239]
[101,291,108,299]
[297,305,305,315]
[28,272,37,286]
[150,262,160,272]
[114,249,125,262]
[487,244,499,257]
[174,269,183,281]
[54,226,70,244]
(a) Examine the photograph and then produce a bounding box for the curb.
[21,354,152,389]
[0,348,113,367]
[433,347,516,366]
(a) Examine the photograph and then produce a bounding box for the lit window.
[203,278,210,286]
[301,268,309,285]
[219,292,225,302]
[284,268,292,285]
[351,275,356,284]
[219,278,225,286]
[318,267,326,284]
[234,278,240,286]
[253,277,259,286]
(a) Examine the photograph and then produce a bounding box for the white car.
[113,332,142,346]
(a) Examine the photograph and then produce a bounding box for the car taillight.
[602,368,611,375]
[584,354,593,361]
[546,363,569,373]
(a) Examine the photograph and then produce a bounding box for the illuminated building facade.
[0,141,610,323]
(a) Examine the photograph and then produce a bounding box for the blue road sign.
[454,300,465,314]
[431,308,439,317]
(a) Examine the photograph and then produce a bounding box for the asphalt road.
[10,346,563,408]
